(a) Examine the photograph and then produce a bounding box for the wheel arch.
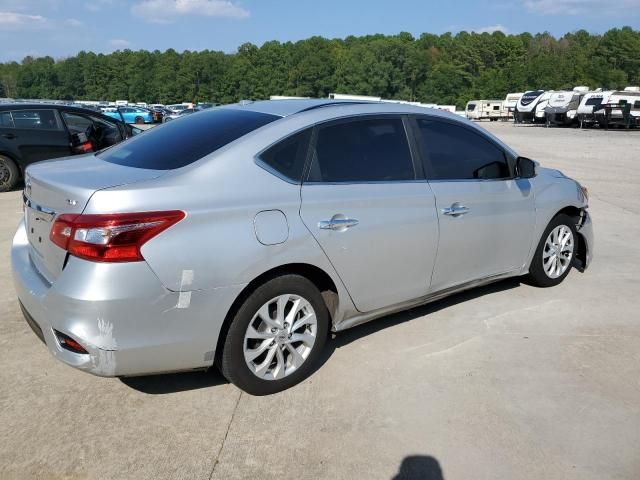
[553,206,588,271]
[0,150,22,175]
[214,263,339,364]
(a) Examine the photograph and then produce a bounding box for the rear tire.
[525,214,577,288]
[0,155,19,192]
[135,116,144,124]
[218,274,329,395]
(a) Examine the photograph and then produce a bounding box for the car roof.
[221,98,457,119]
[0,103,108,115]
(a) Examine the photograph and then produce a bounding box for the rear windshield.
[98,108,279,170]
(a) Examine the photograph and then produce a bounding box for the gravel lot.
[1,122,639,480]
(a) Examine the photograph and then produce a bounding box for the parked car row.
[0,103,142,191]
[465,86,640,129]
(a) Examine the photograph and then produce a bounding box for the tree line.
[0,27,639,108]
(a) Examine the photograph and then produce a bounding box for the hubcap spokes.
[0,163,9,184]
[543,225,574,279]
[243,294,317,381]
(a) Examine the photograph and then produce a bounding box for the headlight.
[577,182,589,202]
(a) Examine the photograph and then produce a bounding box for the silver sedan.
[12,100,593,395]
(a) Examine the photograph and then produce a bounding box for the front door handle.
[442,203,470,217]
[318,215,359,231]
[1,133,16,140]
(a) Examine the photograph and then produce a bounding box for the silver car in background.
[12,100,593,395]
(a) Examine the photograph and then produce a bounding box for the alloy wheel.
[243,294,317,381]
[543,225,574,279]
[0,162,10,185]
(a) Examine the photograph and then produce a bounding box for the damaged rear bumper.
[11,220,245,377]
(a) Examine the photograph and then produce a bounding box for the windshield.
[98,108,279,170]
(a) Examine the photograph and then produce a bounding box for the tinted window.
[99,108,278,170]
[62,112,93,133]
[585,97,603,106]
[259,129,311,182]
[11,110,61,130]
[416,118,510,180]
[467,104,476,111]
[90,115,123,147]
[0,111,14,128]
[308,117,414,182]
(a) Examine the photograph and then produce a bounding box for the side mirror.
[516,156,537,179]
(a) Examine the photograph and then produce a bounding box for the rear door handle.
[318,217,359,231]
[442,203,470,217]
[1,133,16,140]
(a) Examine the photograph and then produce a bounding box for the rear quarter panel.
[84,133,355,317]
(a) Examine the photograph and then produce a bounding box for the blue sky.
[1,0,639,62]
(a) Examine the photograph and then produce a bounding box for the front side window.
[416,118,510,181]
[259,129,311,182]
[11,110,61,130]
[307,117,414,183]
[99,108,279,170]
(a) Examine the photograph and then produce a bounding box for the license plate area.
[26,206,54,258]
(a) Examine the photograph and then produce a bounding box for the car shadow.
[121,278,520,395]
[310,277,521,376]
[392,455,444,480]
[120,368,228,394]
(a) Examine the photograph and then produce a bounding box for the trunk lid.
[24,154,165,282]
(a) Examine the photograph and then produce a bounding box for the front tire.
[525,214,577,287]
[219,274,329,395]
[0,155,20,192]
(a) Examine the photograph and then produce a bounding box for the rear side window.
[307,117,414,183]
[10,110,62,130]
[99,108,279,170]
[259,129,311,182]
[416,118,510,180]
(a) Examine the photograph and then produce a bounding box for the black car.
[0,103,139,191]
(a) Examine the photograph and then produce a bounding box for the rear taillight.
[50,210,185,262]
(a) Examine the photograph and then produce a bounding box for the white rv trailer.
[503,92,523,119]
[115,100,128,106]
[270,95,311,100]
[533,91,555,122]
[329,93,382,101]
[576,91,613,128]
[465,100,505,121]
[594,90,640,128]
[544,88,588,127]
[514,90,546,123]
